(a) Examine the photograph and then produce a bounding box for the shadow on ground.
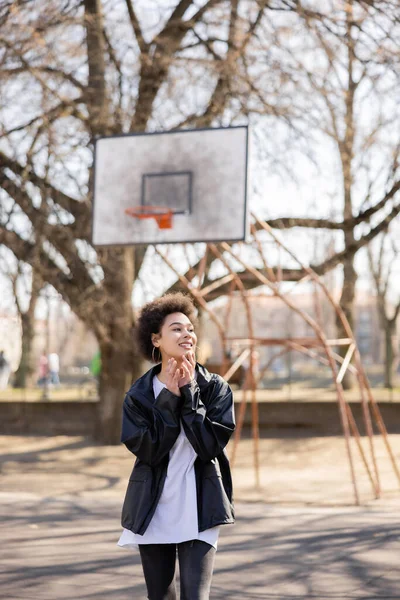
[1,498,400,599]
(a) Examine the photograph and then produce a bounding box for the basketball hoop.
[92,126,248,246]
[125,206,173,229]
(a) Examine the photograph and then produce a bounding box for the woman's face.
[152,312,197,362]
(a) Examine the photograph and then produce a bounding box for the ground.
[1,430,400,598]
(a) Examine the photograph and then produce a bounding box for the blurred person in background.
[0,350,10,389]
[48,352,60,385]
[37,351,48,386]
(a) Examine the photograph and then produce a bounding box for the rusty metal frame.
[155,213,400,504]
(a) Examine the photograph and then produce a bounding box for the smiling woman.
[151,312,198,393]
[117,292,235,600]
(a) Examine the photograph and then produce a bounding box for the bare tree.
[231,0,400,387]
[0,0,399,440]
[368,230,400,389]
[0,0,301,442]
[0,250,43,387]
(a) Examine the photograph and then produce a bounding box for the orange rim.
[124,206,173,229]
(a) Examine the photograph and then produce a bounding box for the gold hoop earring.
[152,346,161,363]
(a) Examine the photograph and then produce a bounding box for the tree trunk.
[94,248,141,444]
[384,321,397,389]
[13,312,36,388]
[96,333,142,444]
[84,0,108,136]
[336,254,357,389]
[336,2,357,390]
[13,268,42,388]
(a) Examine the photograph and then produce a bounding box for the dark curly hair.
[136,292,197,362]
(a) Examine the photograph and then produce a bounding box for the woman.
[118,292,235,600]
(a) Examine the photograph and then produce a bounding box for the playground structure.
[155,213,400,505]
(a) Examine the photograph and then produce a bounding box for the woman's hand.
[164,358,182,397]
[179,351,196,387]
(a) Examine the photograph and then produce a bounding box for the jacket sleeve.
[121,388,183,466]
[180,375,235,462]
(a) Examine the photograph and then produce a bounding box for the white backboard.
[92,126,249,246]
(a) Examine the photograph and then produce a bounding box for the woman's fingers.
[184,352,195,370]
[180,362,190,378]
[178,357,195,388]
[183,353,195,376]
[183,354,191,367]
[164,360,181,396]
[168,359,177,374]
[165,357,196,390]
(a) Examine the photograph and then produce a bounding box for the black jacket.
[120,362,235,535]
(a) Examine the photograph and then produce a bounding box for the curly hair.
[136,292,197,362]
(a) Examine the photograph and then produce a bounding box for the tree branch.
[254,179,400,231]
[131,0,224,131]
[165,191,400,299]
[0,98,87,138]
[0,65,85,91]
[1,174,95,290]
[0,225,106,337]
[124,0,147,54]
[0,151,90,224]
[84,0,109,136]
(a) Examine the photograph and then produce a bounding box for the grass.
[1,381,400,403]
[0,383,98,402]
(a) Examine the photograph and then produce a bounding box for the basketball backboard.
[91,126,249,246]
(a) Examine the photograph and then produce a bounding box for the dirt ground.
[1,430,400,508]
[2,431,400,599]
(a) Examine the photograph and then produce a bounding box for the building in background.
[201,289,389,385]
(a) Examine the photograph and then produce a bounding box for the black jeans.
[139,540,216,600]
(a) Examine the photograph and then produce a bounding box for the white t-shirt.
[48,353,59,372]
[117,375,220,550]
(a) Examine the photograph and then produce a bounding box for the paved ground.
[1,431,400,599]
